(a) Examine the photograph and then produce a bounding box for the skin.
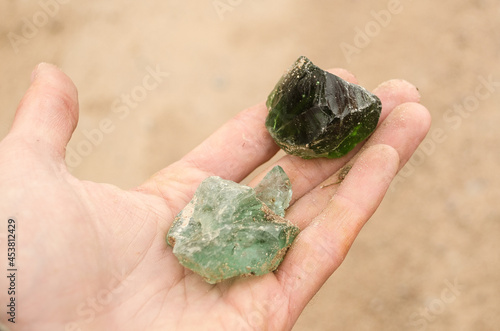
[0,63,430,331]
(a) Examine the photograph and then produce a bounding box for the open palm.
[0,63,430,331]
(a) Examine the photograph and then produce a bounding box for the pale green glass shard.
[166,166,299,284]
[254,165,292,217]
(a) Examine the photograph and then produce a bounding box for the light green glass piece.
[254,165,292,217]
[166,166,299,284]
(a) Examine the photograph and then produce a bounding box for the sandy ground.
[1,0,499,330]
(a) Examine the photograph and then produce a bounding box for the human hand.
[0,63,430,330]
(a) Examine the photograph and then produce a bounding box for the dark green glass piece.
[266,56,382,158]
[166,166,299,284]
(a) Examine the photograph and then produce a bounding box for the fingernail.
[31,63,41,82]
[30,62,50,82]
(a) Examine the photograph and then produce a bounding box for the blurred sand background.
[1,1,499,330]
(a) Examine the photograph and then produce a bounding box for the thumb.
[9,63,79,162]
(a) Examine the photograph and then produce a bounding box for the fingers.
[276,144,400,318]
[9,63,79,161]
[247,79,422,206]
